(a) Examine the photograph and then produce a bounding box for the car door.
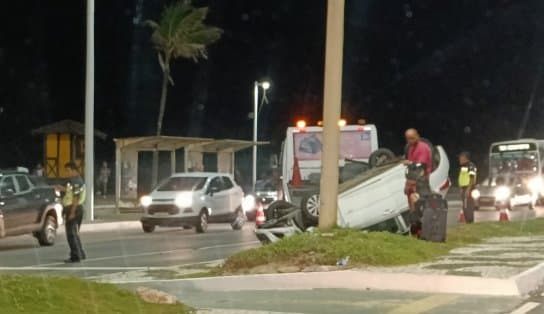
[14,175,41,227]
[0,176,28,234]
[207,176,229,216]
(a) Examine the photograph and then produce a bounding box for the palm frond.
[147,0,223,63]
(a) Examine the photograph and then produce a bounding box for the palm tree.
[147,0,222,185]
[147,0,222,136]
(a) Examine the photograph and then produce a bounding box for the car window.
[0,176,16,195]
[15,175,31,193]
[156,177,206,192]
[222,177,234,189]
[209,177,224,191]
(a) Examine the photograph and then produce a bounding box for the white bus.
[489,139,544,198]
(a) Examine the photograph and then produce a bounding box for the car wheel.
[231,208,246,230]
[37,215,57,246]
[142,223,155,233]
[196,210,208,233]
[182,225,192,230]
[369,148,396,168]
[265,200,294,221]
[301,193,320,225]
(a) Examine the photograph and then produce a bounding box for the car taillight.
[439,178,451,191]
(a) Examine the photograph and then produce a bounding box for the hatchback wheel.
[38,215,57,246]
[142,223,155,233]
[196,210,208,233]
[231,208,246,230]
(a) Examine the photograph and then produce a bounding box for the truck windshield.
[156,177,207,192]
[294,130,373,161]
[489,151,539,175]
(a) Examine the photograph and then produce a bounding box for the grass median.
[223,218,544,272]
[0,275,193,314]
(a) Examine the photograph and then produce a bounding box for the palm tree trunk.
[152,68,170,187]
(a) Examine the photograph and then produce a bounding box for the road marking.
[198,241,260,250]
[510,302,540,314]
[387,295,459,314]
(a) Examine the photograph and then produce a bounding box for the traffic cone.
[291,157,302,187]
[255,204,266,227]
[499,208,510,222]
[458,210,466,223]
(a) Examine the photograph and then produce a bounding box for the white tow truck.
[256,122,451,243]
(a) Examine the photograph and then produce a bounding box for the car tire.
[369,148,396,168]
[300,193,320,225]
[182,225,192,230]
[196,210,208,233]
[142,223,155,233]
[37,214,57,246]
[266,200,295,221]
[231,208,246,230]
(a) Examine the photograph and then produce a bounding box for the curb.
[146,268,544,297]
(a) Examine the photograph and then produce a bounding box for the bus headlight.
[471,189,480,200]
[494,186,511,202]
[140,195,153,207]
[175,192,193,208]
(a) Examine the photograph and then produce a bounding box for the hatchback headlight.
[175,192,193,208]
[140,195,152,207]
[528,177,543,195]
[242,195,256,212]
[494,186,511,201]
[471,189,480,200]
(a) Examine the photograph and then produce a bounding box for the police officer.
[458,152,477,223]
[57,162,86,263]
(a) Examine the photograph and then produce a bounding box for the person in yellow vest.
[458,152,477,223]
[56,162,87,263]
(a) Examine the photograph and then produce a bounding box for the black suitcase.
[421,193,448,242]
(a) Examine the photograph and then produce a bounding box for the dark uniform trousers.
[65,205,86,260]
[461,187,475,223]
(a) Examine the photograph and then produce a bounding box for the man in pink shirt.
[404,128,432,175]
[403,128,432,236]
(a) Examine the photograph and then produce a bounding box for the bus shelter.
[113,136,267,209]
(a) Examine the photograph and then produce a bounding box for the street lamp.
[253,80,271,191]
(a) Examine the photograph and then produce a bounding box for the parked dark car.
[0,170,61,246]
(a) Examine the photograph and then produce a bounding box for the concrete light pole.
[319,0,345,229]
[252,81,270,191]
[84,0,95,221]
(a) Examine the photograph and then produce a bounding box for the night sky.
[1,0,543,178]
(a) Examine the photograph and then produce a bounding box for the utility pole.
[319,0,345,229]
[84,0,95,221]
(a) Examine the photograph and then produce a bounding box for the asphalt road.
[0,222,261,278]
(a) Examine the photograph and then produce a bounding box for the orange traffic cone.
[291,157,302,187]
[499,208,510,222]
[458,210,466,223]
[255,204,266,227]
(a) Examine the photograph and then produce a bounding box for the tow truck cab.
[280,123,379,206]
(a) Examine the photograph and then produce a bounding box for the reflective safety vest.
[62,177,86,207]
[458,162,477,187]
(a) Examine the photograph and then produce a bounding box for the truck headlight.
[528,177,543,195]
[494,186,511,201]
[140,195,152,207]
[471,189,480,200]
[175,192,193,208]
[242,195,256,212]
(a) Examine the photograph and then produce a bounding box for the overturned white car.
[255,123,450,243]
